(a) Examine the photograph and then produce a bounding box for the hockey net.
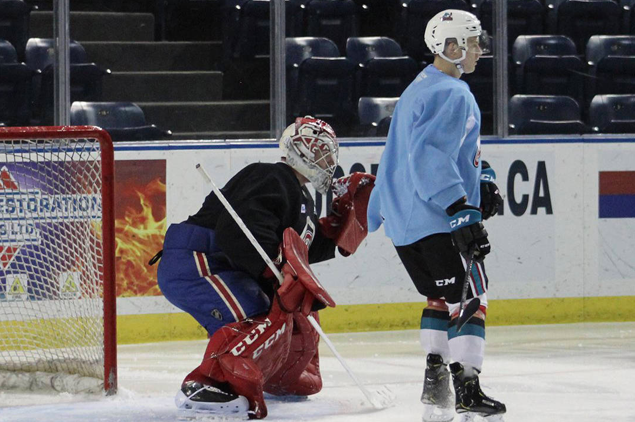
[0,126,116,395]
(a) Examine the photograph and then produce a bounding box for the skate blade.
[422,403,454,422]
[457,413,505,422]
[177,408,249,421]
[175,390,249,420]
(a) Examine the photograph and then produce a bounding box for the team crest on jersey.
[473,138,481,167]
[442,12,453,21]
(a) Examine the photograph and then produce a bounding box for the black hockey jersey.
[186,162,336,279]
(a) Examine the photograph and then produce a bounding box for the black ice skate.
[450,362,506,422]
[175,380,249,416]
[421,354,454,422]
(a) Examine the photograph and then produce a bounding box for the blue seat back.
[70,102,148,129]
[589,94,635,133]
[25,38,89,71]
[346,37,404,66]
[0,0,31,59]
[509,95,589,135]
[556,0,621,54]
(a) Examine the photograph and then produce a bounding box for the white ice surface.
[1,322,634,422]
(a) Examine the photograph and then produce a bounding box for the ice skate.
[175,380,249,417]
[421,354,454,422]
[450,362,506,422]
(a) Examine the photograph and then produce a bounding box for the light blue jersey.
[367,65,482,246]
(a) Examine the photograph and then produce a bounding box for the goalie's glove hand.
[480,161,503,220]
[446,197,490,258]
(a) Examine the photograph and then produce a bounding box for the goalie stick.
[195,163,393,410]
[457,246,481,332]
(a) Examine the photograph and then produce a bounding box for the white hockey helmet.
[280,116,339,195]
[424,10,486,66]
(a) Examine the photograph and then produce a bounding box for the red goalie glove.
[319,172,376,255]
[277,228,336,315]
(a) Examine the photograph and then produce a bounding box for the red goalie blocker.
[197,228,334,419]
[320,172,376,255]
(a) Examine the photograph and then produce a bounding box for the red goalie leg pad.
[196,299,294,419]
[263,311,322,396]
[278,228,335,314]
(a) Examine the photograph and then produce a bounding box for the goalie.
[155,116,375,419]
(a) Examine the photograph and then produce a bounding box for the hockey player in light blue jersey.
[367,9,506,422]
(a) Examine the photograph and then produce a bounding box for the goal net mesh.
[0,131,114,393]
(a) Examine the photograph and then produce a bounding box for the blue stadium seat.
[0,0,31,59]
[295,55,357,135]
[352,0,402,37]
[70,101,172,141]
[397,0,470,62]
[25,38,110,125]
[478,0,545,51]
[589,95,635,134]
[554,0,621,54]
[222,0,304,60]
[286,37,340,120]
[509,95,590,135]
[586,36,635,101]
[305,0,358,54]
[0,39,34,125]
[346,37,418,99]
[512,35,585,104]
[357,96,398,136]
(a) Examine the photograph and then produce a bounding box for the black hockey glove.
[446,197,491,258]
[480,161,503,220]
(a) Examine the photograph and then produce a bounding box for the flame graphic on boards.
[115,178,166,296]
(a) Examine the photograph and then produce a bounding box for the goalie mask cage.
[0,126,116,395]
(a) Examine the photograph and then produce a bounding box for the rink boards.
[109,137,635,342]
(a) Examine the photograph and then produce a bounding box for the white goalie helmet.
[280,116,339,195]
[424,10,487,66]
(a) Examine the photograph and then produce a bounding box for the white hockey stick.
[195,163,393,410]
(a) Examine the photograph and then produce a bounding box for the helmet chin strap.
[439,49,467,76]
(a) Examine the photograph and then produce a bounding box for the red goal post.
[0,126,116,395]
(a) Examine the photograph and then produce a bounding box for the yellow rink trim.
[114,295,635,344]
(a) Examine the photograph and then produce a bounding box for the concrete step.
[138,101,270,133]
[103,71,223,102]
[30,11,155,42]
[82,41,221,72]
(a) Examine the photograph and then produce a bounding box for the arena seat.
[0,39,34,126]
[357,96,398,137]
[477,0,545,51]
[352,0,402,37]
[509,95,590,135]
[295,55,357,135]
[346,37,418,99]
[286,37,340,121]
[586,36,635,101]
[25,38,110,125]
[0,0,31,59]
[305,0,358,54]
[512,35,584,105]
[70,101,172,141]
[552,0,621,54]
[589,94,635,134]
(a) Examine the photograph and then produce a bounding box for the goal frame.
[0,125,117,395]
